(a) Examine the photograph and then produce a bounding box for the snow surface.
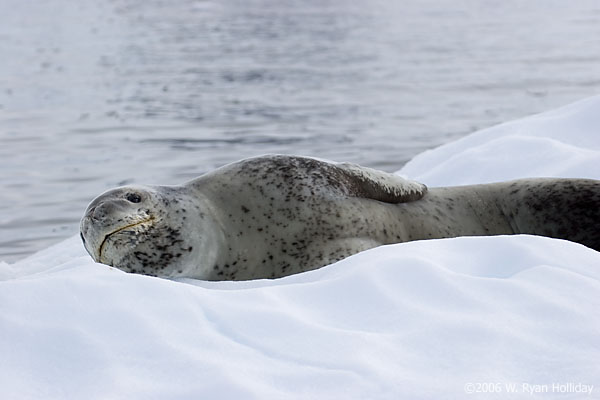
[2,96,600,399]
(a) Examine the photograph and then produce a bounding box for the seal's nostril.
[90,210,101,221]
[87,205,98,218]
[80,232,86,245]
[91,202,115,220]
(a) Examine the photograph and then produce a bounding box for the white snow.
[2,96,600,399]
[401,95,600,185]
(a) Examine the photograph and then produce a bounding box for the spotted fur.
[81,155,600,280]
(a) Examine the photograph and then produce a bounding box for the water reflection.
[2,0,600,261]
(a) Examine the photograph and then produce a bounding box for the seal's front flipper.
[335,162,427,204]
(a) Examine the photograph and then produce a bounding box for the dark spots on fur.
[105,156,600,281]
[532,202,544,212]
[504,179,600,251]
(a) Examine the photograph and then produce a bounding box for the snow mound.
[401,95,600,185]
[2,96,600,399]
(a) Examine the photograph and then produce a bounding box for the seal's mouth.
[98,217,154,264]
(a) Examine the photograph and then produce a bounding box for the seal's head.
[80,185,223,278]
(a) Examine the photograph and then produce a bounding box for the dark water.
[2,0,600,262]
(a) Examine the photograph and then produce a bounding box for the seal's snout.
[88,199,129,221]
[86,205,97,219]
[80,213,100,262]
[79,185,161,267]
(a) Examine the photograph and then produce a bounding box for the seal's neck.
[177,191,228,279]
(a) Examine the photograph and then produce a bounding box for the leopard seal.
[80,155,600,280]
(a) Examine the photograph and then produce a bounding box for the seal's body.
[80,155,600,280]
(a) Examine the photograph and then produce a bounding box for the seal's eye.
[126,193,142,203]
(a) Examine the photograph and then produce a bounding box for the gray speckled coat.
[81,155,600,280]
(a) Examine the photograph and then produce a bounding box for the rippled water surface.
[2,0,600,262]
